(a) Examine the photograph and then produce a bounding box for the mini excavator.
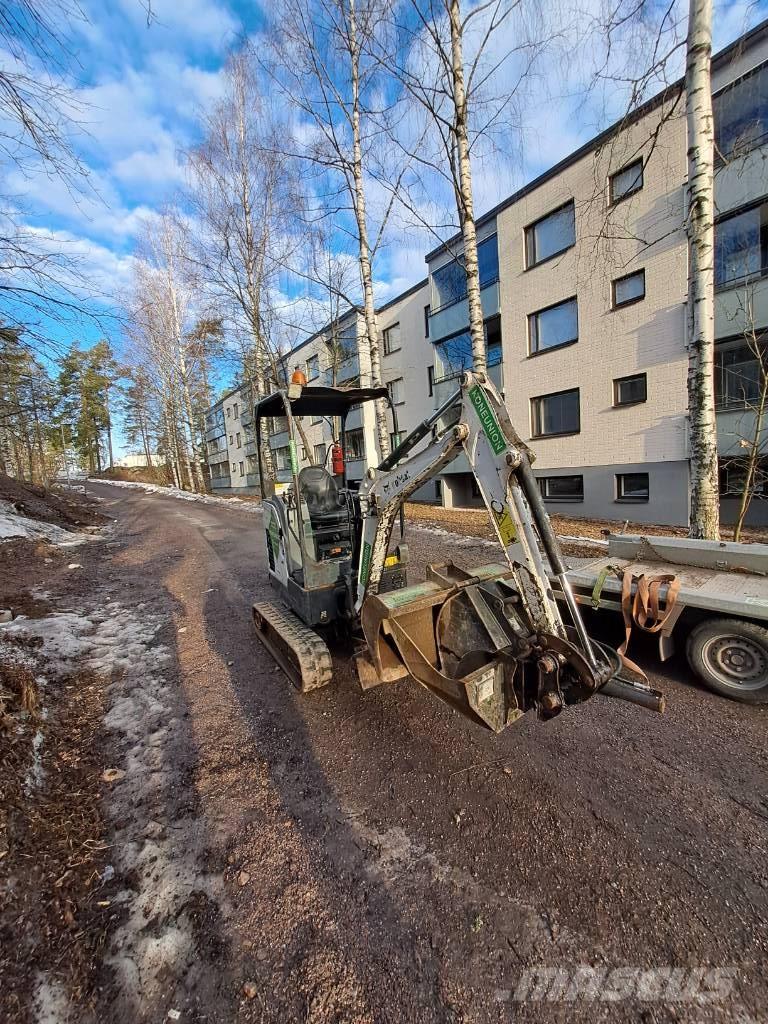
[252,371,665,733]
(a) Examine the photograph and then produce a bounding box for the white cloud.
[112,0,239,53]
[112,138,186,189]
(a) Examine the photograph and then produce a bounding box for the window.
[714,63,768,161]
[229,433,233,445]
[616,472,649,501]
[301,446,307,461]
[383,322,401,355]
[314,443,327,466]
[525,201,575,267]
[239,461,244,476]
[609,159,643,204]
[424,304,431,337]
[431,235,499,309]
[715,202,768,286]
[233,402,239,418]
[226,406,231,418]
[715,339,765,408]
[528,297,578,354]
[531,388,580,438]
[390,431,403,450]
[345,428,365,460]
[538,475,584,502]
[612,269,646,308]
[231,462,236,473]
[306,354,319,381]
[614,373,647,406]
[720,457,768,498]
[427,365,434,396]
[274,446,291,472]
[388,377,404,405]
[236,432,242,448]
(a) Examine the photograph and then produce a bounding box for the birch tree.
[124,213,211,492]
[685,0,719,539]
[266,0,404,460]
[378,0,542,376]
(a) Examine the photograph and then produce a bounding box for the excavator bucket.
[356,561,664,732]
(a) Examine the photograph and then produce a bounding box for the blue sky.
[8,0,768,361]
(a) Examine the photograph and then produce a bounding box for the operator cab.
[254,383,407,627]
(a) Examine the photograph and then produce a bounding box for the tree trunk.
[29,385,48,486]
[139,409,153,468]
[349,0,390,461]
[686,0,719,540]
[106,390,115,469]
[448,0,486,376]
[179,355,206,492]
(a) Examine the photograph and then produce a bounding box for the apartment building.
[206,282,431,496]
[206,19,768,525]
[425,19,768,525]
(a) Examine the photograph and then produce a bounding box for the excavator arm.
[354,372,663,730]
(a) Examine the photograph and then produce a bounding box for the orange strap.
[618,571,681,659]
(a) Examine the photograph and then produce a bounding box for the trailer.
[555,533,768,704]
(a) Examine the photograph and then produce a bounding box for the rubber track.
[252,601,333,692]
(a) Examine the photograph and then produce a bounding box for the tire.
[686,617,768,704]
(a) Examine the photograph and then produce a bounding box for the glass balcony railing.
[428,280,500,342]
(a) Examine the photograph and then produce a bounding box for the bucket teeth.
[253,601,333,692]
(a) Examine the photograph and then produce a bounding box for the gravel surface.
[4,481,766,1023]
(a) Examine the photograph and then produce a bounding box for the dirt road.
[23,482,768,1022]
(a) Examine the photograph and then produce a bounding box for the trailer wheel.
[686,618,768,704]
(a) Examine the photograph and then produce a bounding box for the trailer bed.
[564,554,768,621]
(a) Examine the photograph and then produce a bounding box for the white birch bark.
[349,0,390,459]
[447,0,486,375]
[685,0,720,539]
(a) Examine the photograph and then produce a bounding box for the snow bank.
[91,477,262,513]
[0,500,87,547]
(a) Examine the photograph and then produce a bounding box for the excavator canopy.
[254,385,390,420]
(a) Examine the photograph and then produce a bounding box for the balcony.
[268,430,289,450]
[429,280,500,342]
[207,448,230,466]
[432,350,503,406]
[336,354,360,384]
[205,422,225,443]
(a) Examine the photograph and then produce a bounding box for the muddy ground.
[0,482,766,1024]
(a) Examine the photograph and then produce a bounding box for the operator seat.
[298,466,347,529]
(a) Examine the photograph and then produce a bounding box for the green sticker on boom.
[468,385,506,455]
[360,541,372,585]
[289,439,298,474]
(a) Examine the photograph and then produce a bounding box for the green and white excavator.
[252,371,664,733]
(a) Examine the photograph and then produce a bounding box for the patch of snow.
[407,522,497,549]
[6,599,222,1016]
[24,728,45,795]
[0,500,87,547]
[407,521,608,552]
[90,478,262,513]
[33,973,70,1024]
